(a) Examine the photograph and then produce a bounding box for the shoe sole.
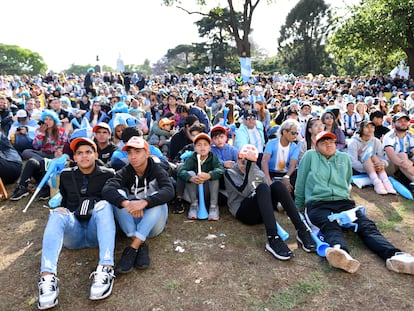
[135,263,150,270]
[114,267,134,274]
[90,279,114,300]
[265,242,292,261]
[326,248,360,273]
[37,196,50,201]
[386,258,414,275]
[296,236,316,253]
[10,192,29,201]
[38,299,58,310]
[172,209,185,214]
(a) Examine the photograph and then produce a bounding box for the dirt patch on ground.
[0,183,413,311]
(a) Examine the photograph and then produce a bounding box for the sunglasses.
[290,131,299,135]
[324,115,334,120]
[246,116,257,121]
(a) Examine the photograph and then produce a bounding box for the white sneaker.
[386,252,414,275]
[208,205,219,221]
[326,247,360,273]
[89,265,115,300]
[188,203,198,220]
[38,274,59,310]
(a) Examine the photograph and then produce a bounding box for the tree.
[163,0,265,58]
[0,44,47,75]
[328,0,414,77]
[277,0,334,75]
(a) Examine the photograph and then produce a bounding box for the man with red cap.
[102,136,174,275]
[37,137,116,310]
[295,131,414,275]
[92,122,117,166]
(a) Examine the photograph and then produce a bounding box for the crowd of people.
[1,69,414,309]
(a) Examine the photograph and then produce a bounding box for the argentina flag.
[240,57,252,82]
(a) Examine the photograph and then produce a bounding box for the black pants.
[307,199,400,260]
[236,181,305,237]
[0,159,21,184]
[19,158,47,188]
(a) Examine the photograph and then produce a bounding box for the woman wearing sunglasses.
[321,110,346,151]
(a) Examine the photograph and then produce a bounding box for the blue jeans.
[112,190,168,241]
[40,201,116,274]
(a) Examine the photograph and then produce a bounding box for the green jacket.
[295,150,352,209]
[178,151,224,183]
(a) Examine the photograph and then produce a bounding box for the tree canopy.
[328,0,414,76]
[0,44,47,75]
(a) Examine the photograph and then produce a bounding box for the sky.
[2,0,358,72]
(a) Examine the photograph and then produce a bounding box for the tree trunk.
[406,47,414,78]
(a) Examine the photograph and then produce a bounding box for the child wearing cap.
[210,125,238,169]
[295,131,414,274]
[177,133,224,220]
[147,117,175,156]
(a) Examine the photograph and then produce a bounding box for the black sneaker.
[296,229,316,253]
[10,185,29,201]
[37,187,50,201]
[172,199,185,214]
[115,246,137,274]
[135,243,150,269]
[265,236,293,261]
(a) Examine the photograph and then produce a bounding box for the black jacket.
[59,163,114,212]
[102,157,174,209]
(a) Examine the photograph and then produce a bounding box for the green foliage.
[328,0,414,76]
[0,44,47,75]
[277,0,334,76]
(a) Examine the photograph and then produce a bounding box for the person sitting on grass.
[295,131,414,274]
[10,145,65,201]
[37,137,116,310]
[210,125,238,169]
[347,120,396,195]
[177,133,224,220]
[147,117,175,156]
[224,144,316,261]
[102,136,175,275]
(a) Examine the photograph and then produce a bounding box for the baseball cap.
[193,133,211,145]
[121,136,149,152]
[92,122,111,135]
[315,131,336,144]
[70,137,97,153]
[393,112,410,123]
[16,109,28,120]
[158,117,175,128]
[210,125,227,136]
[243,109,258,118]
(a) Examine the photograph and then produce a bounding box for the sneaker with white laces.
[208,205,219,221]
[386,252,414,275]
[38,274,59,310]
[89,265,115,300]
[188,203,198,220]
[325,246,360,273]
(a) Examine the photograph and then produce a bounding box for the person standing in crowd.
[102,136,174,274]
[37,137,116,310]
[295,131,414,274]
[224,144,315,261]
[84,68,96,97]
